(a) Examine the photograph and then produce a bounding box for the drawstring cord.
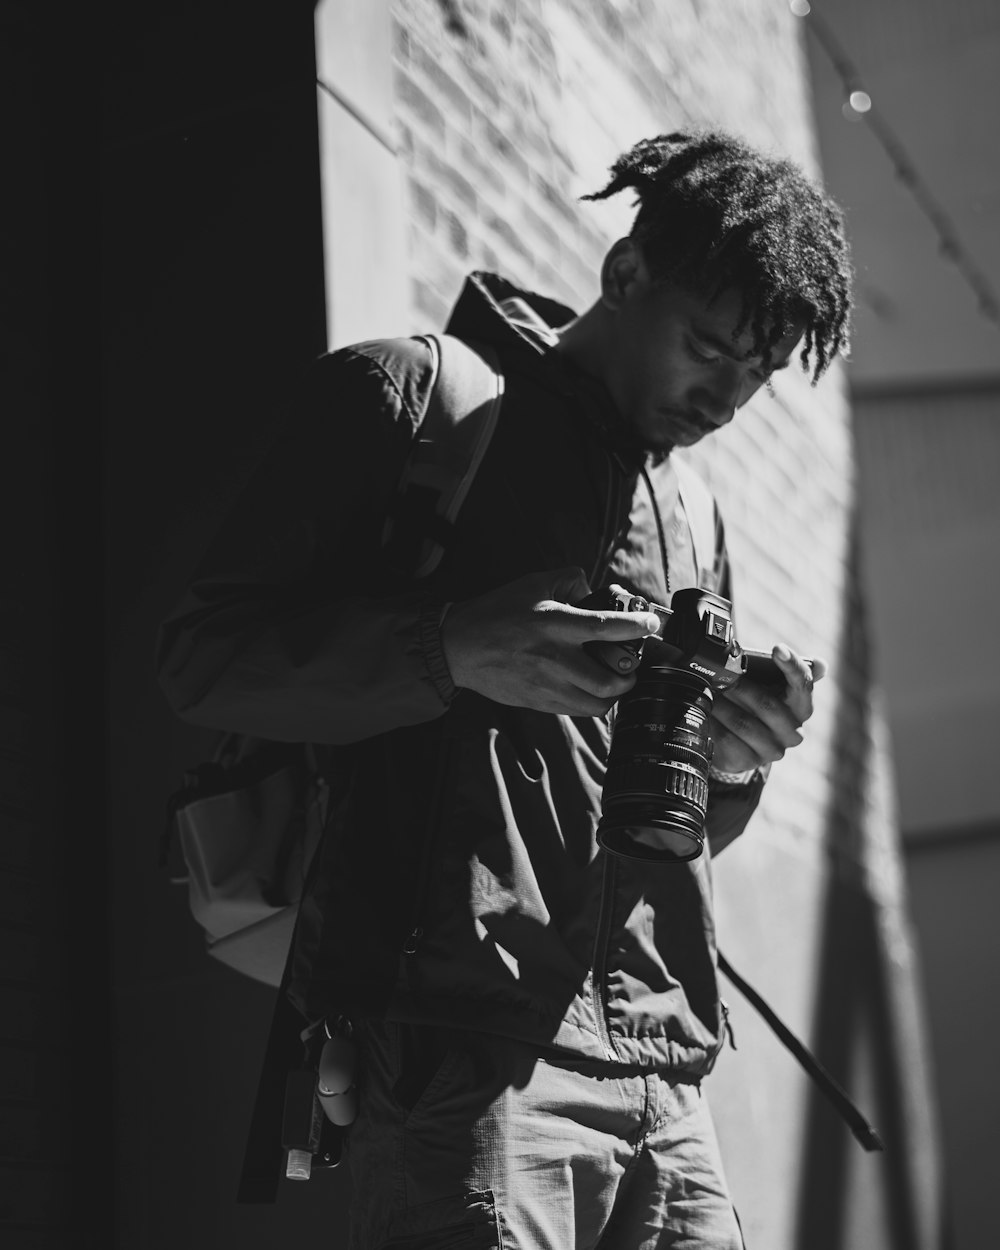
[639,461,671,600]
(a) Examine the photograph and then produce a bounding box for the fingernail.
[774,644,791,661]
[644,615,661,633]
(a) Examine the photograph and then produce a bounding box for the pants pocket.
[380,1189,502,1249]
[391,1023,462,1122]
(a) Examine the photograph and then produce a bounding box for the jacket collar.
[444,272,646,467]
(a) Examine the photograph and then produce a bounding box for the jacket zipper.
[590,853,621,1061]
[587,449,626,1061]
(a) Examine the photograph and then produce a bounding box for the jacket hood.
[444,272,643,461]
[444,271,575,354]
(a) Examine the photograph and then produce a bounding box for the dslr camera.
[581,585,803,863]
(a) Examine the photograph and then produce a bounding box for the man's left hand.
[707,645,827,776]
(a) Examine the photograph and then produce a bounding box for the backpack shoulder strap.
[672,455,718,591]
[381,333,504,580]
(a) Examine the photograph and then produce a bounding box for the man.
[157,130,852,1248]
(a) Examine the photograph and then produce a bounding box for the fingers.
[544,593,662,641]
[768,643,822,725]
[560,642,639,700]
[442,565,647,715]
[549,607,663,643]
[585,639,643,675]
[495,661,635,717]
[711,643,822,770]
[711,688,802,766]
[771,644,812,695]
[549,682,628,717]
[705,717,761,775]
[443,567,824,725]
[535,569,663,642]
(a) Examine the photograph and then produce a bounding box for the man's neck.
[551,302,613,389]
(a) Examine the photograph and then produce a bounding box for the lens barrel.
[597,668,714,861]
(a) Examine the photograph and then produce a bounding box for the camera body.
[581,586,792,862]
[587,585,747,691]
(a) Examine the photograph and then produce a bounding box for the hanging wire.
[790,0,1000,328]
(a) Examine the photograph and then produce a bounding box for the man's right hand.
[440,568,662,716]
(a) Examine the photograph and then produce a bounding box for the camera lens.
[597,668,714,861]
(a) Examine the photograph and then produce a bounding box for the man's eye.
[686,342,720,365]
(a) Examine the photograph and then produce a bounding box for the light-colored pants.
[346,1021,745,1249]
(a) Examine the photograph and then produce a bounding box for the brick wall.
[393,0,820,322]
[387,1,941,1245]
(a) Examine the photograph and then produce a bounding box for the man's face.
[601,250,804,452]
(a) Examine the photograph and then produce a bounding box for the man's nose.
[693,385,738,428]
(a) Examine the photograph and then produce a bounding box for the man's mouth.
[658,410,710,439]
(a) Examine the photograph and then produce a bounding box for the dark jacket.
[156,273,764,1074]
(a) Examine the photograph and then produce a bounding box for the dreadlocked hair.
[582,131,853,381]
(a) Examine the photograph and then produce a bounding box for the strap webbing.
[237,965,306,1202]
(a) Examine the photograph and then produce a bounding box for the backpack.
[161,335,505,987]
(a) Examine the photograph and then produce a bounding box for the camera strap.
[718,951,884,1151]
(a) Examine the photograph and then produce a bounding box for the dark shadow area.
[4,3,109,1245]
[98,2,354,1245]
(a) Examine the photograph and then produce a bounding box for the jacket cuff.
[419,597,458,707]
[705,766,768,856]
[708,764,759,787]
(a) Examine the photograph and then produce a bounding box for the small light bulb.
[849,90,872,113]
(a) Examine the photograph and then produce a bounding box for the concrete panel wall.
[905,828,1000,1250]
[854,380,1000,1250]
[853,383,1000,835]
[315,0,410,347]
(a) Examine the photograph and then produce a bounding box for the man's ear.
[600,238,645,311]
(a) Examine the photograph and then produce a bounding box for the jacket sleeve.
[704,499,767,856]
[155,342,457,745]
